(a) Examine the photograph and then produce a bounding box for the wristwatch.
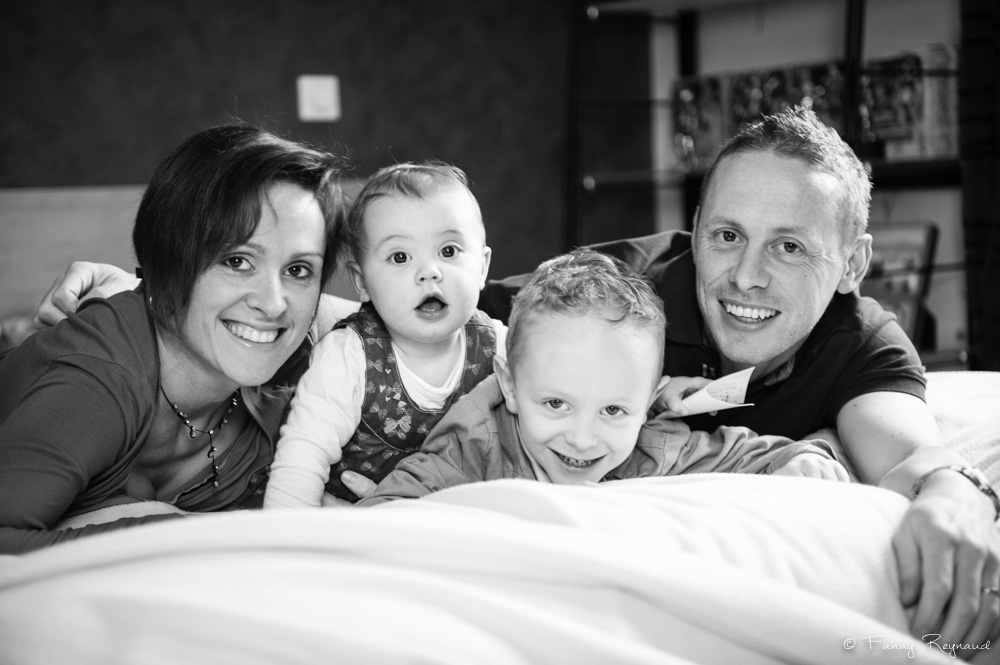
[911,464,1000,522]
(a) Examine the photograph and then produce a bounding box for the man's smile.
[723,301,778,322]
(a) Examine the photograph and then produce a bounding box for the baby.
[360,249,847,503]
[264,161,506,507]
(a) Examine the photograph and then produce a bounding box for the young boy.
[264,161,506,506]
[359,249,848,504]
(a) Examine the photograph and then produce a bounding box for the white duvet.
[0,474,966,665]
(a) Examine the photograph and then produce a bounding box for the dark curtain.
[961,0,1000,370]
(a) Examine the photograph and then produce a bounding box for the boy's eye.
[544,399,566,411]
[391,252,409,264]
[604,405,624,417]
[440,244,459,258]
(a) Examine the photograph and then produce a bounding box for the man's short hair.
[342,160,482,262]
[506,249,666,375]
[133,122,345,333]
[699,106,872,245]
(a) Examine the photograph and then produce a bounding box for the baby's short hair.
[506,249,666,374]
[342,160,482,261]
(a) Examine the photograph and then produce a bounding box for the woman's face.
[176,182,326,390]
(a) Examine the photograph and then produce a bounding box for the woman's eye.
[286,264,314,280]
[223,256,251,271]
[391,252,409,264]
[440,245,459,258]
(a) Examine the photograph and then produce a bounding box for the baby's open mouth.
[224,322,282,344]
[554,450,599,468]
[417,296,447,313]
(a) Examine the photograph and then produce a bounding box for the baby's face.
[350,186,491,354]
[501,312,661,485]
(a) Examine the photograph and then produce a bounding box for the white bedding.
[0,371,997,665]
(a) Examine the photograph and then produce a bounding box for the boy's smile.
[497,311,662,485]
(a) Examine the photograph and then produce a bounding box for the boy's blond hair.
[506,249,666,375]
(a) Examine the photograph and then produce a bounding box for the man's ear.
[480,246,493,290]
[346,261,371,302]
[837,233,873,294]
[689,206,701,258]
[494,355,518,414]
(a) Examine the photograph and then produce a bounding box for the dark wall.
[0,0,573,277]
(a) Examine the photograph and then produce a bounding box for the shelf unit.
[568,0,970,363]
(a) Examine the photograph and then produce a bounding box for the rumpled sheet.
[0,475,959,665]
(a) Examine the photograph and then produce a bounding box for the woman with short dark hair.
[0,123,346,553]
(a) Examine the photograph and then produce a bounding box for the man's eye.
[781,241,801,254]
[440,245,458,258]
[720,230,738,242]
[391,252,408,264]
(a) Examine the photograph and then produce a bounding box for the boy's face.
[349,186,491,354]
[496,312,662,485]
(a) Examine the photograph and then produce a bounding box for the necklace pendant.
[188,429,198,439]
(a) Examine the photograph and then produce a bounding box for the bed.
[0,371,997,665]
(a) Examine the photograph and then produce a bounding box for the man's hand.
[318,471,378,507]
[894,470,1000,659]
[772,454,851,481]
[649,375,713,419]
[33,261,138,327]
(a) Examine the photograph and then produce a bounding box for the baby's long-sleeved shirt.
[360,375,839,505]
[264,311,507,508]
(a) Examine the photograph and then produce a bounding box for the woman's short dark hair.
[132,122,345,331]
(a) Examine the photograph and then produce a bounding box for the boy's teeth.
[556,451,595,468]
[724,303,777,321]
[226,323,278,343]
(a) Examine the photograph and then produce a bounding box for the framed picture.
[861,221,938,342]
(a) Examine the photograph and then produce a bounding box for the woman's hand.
[33,262,138,327]
[319,471,378,507]
[772,453,851,481]
[649,375,714,419]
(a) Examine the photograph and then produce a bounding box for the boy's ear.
[493,355,518,414]
[837,233,873,294]
[479,246,493,290]
[346,261,371,302]
[648,375,671,410]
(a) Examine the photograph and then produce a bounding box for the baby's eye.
[391,252,409,264]
[544,399,567,411]
[223,256,251,271]
[440,244,460,259]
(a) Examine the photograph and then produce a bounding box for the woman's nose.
[246,273,287,317]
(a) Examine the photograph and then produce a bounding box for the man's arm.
[837,391,1000,655]
[34,262,139,326]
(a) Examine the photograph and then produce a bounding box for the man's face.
[693,151,866,378]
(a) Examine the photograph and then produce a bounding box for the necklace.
[160,385,239,488]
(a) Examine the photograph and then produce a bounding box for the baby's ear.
[346,261,371,302]
[494,355,518,414]
[479,246,493,290]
